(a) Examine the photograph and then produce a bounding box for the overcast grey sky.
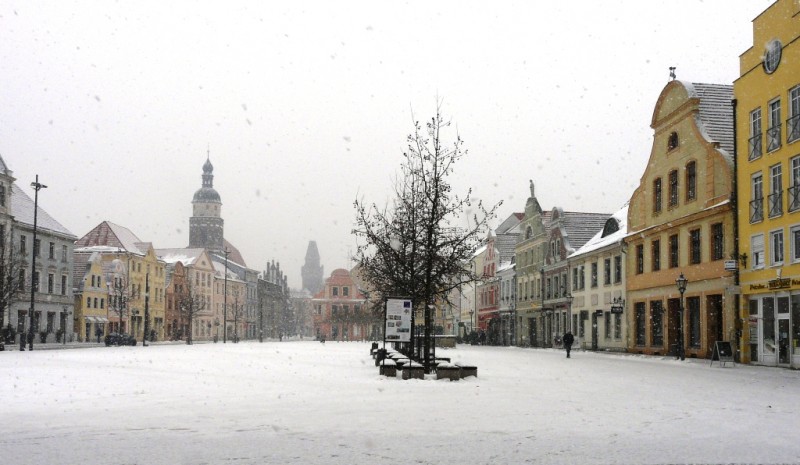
[0,1,773,288]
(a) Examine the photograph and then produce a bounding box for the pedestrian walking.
[562,331,575,358]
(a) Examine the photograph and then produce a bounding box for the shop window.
[688,297,701,348]
[635,303,646,346]
[650,301,663,346]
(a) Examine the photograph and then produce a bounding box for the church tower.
[189,154,224,253]
[301,241,323,294]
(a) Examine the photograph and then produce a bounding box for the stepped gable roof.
[688,82,734,159]
[570,204,629,258]
[75,221,143,254]
[10,183,75,238]
[560,211,612,252]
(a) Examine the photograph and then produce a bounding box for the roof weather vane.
[669,67,676,81]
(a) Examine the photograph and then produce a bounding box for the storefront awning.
[83,316,110,323]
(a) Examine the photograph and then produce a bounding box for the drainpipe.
[731,98,742,362]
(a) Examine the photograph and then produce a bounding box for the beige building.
[626,80,736,359]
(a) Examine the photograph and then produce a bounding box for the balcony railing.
[769,191,783,218]
[749,133,763,160]
[789,185,800,213]
[750,198,764,223]
[767,124,782,152]
[788,114,800,144]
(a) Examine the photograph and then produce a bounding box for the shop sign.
[724,260,737,271]
[749,278,800,291]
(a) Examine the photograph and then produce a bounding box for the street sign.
[724,260,737,271]
[385,298,412,342]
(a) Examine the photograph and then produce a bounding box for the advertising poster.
[385,298,412,342]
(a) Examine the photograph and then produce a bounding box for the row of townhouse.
[465,0,800,368]
[2,154,299,347]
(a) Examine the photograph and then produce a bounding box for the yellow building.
[74,221,167,342]
[73,252,111,342]
[513,181,551,347]
[735,0,800,367]
[627,79,736,359]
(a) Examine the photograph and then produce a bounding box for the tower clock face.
[763,39,782,74]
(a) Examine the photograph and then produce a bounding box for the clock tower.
[189,155,224,253]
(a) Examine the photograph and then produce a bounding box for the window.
[789,85,800,143]
[653,178,662,213]
[791,226,800,263]
[687,297,701,348]
[790,156,800,212]
[0,184,4,207]
[771,229,784,265]
[48,242,55,259]
[711,223,724,261]
[751,173,764,223]
[20,235,26,255]
[685,161,696,202]
[47,273,54,294]
[667,132,679,150]
[603,258,611,285]
[32,271,39,292]
[751,234,765,269]
[18,269,24,290]
[636,245,644,274]
[572,268,578,291]
[614,256,622,283]
[343,287,349,297]
[769,164,783,218]
[668,170,679,207]
[690,229,701,265]
[669,234,679,268]
[61,275,67,296]
[332,287,338,296]
[651,301,663,346]
[651,240,661,272]
[635,302,646,346]
[614,313,622,339]
[749,108,763,160]
[33,238,40,257]
[767,98,782,152]
[591,263,598,288]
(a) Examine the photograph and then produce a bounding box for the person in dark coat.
[562,331,575,358]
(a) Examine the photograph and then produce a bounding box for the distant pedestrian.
[562,331,575,358]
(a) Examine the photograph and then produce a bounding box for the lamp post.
[675,273,688,361]
[223,248,230,343]
[142,273,149,347]
[61,305,71,346]
[23,176,47,351]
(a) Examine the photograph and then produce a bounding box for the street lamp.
[23,175,47,351]
[223,248,230,343]
[675,272,688,361]
[62,305,71,346]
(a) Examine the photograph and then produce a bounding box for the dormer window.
[668,132,679,151]
[601,217,620,238]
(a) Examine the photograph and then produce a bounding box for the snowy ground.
[1,341,799,465]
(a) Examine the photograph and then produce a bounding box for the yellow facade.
[513,183,548,347]
[74,254,111,343]
[735,0,800,367]
[627,80,736,359]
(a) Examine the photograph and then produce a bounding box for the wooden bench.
[379,359,397,377]
[436,363,460,381]
[456,363,477,378]
[401,362,424,380]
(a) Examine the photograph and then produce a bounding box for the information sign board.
[385,298,413,342]
[710,341,735,367]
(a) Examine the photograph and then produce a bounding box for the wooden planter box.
[436,364,460,381]
[401,363,424,380]
[456,364,477,378]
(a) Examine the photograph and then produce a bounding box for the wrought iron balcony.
[788,114,800,144]
[767,124,782,152]
[749,133,763,160]
[769,191,783,218]
[789,185,800,213]
[750,198,764,223]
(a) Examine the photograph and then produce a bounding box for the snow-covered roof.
[156,248,207,266]
[10,183,75,238]
[684,82,734,160]
[569,204,629,258]
[74,221,146,255]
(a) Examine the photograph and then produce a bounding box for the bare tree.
[0,232,25,342]
[107,258,132,337]
[353,105,501,370]
[176,277,207,345]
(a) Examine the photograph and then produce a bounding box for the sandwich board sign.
[385,298,412,342]
[710,341,735,367]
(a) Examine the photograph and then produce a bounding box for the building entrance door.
[761,297,777,365]
[591,311,598,351]
[778,317,790,365]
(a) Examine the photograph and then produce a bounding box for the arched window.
[668,132,679,150]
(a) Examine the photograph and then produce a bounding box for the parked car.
[104,333,136,346]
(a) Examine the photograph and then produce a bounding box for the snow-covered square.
[2,341,799,464]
